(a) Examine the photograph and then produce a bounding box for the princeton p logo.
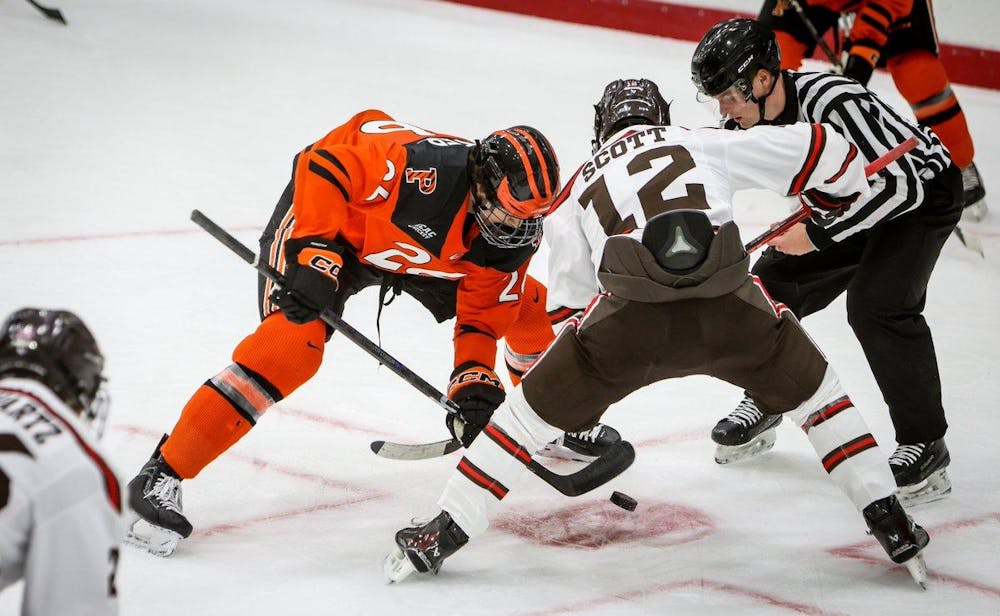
[405,167,438,195]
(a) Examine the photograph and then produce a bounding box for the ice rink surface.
[2,0,999,614]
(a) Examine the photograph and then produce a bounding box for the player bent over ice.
[385,79,929,588]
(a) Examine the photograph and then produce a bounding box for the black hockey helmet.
[471,125,560,249]
[641,210,715,273]
[0,308,108,434]
[691,18,780,100]
[592,78,671,153]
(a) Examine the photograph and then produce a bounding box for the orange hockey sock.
[776,30,808,70]
[889,51,975,168]
[161,312,327,479]
[504,276,556,386]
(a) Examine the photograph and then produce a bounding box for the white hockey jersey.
[0,377,124,616]
[545,122,871,311]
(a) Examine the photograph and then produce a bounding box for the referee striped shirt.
[730,71,952,246]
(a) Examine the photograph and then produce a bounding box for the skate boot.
[961,162,987,222]
[384,510,469,583]
[125,434,192,557]
[889,438,951,507]
[711,393,782,464]
[539,423,622,462]
[863,495,930,588]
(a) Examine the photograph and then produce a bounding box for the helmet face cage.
[691,18,780,100]
[473,126,560,249]
[0,308,108,436]
[593,78,672,152]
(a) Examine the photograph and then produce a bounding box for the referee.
[691,18,962,506]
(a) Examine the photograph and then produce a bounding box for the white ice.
[2,0,999,614]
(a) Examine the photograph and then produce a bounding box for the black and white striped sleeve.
[791,72,950,247]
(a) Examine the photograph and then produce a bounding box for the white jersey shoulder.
[0,377,123,616]
[545,122,868,312]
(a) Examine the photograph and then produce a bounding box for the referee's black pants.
[752,165,963,444]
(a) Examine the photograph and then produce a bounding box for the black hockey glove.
[842,43,879,87]
[445,362,505,447]
[271,236,344,324]
[800,188,861,227]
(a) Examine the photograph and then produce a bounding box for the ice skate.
[384,511,469,583]
[889,439,951,507]
[538,423,621,462]
[961,162,987,222]
[125,434,192,557]
[863,495,930,589]
[711,393,782,464]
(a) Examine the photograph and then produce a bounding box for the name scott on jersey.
[583,126,671,182]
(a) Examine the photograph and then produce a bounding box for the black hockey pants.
[751,164,963,444]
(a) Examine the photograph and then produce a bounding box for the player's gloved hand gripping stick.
[190,210,634,496]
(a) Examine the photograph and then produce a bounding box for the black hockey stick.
[788,0,841,72]
[191,210,634,495]
[190,209,461,418]
[24,0,66,24]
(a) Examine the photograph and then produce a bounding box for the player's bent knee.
[233,312,327,396]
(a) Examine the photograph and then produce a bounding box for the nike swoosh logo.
[307,341,322,351]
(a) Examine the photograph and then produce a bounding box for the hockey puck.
[610,491,637,511]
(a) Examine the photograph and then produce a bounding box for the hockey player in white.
[384,79,929,587]
[0,308,123,616]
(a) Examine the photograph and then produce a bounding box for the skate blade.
[961,200,987,223]
[904,552,928,590]
[536,441,596,463]
[714,428,778,465]
[384,547,418,583]
[125,519,183,557]
[897,469,952,507]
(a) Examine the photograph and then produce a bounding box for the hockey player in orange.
[760,0,986,220]
[124,110,618,557]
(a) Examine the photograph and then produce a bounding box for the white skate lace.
[147,475,184,514]
[961,164,981,191]
[889,444,925,467]
[567,424,604,443]
[726,397,763,427]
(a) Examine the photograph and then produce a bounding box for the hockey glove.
[800,187,861,227]
[446,362,505,447]
[843,44,879,87]
[271,236,344,324]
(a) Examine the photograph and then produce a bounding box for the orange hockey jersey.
[286,109,536,371]
[806,0,913,51]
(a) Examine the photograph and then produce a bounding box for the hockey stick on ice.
[744,136,918,253]
[190,210,634,495]
[24,0,66,24]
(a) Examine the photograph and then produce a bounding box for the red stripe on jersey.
[547,165,583,215]
[547,306,578,326]
[824,143,859,185]
[800,396,853,433]
[483,424,533,465]
[822,433,878,473]
[457,457,508,500]
[750,275,790,318]
[1,387,121,513]
[789,124,827,195]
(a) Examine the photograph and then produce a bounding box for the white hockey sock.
[439,387,563,538]
[784,367,896,510]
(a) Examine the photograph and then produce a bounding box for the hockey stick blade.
[25,0,66,24]
[526,440,636,497]
[370,438,462,460]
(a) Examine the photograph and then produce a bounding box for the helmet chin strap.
[747,71,779,127]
